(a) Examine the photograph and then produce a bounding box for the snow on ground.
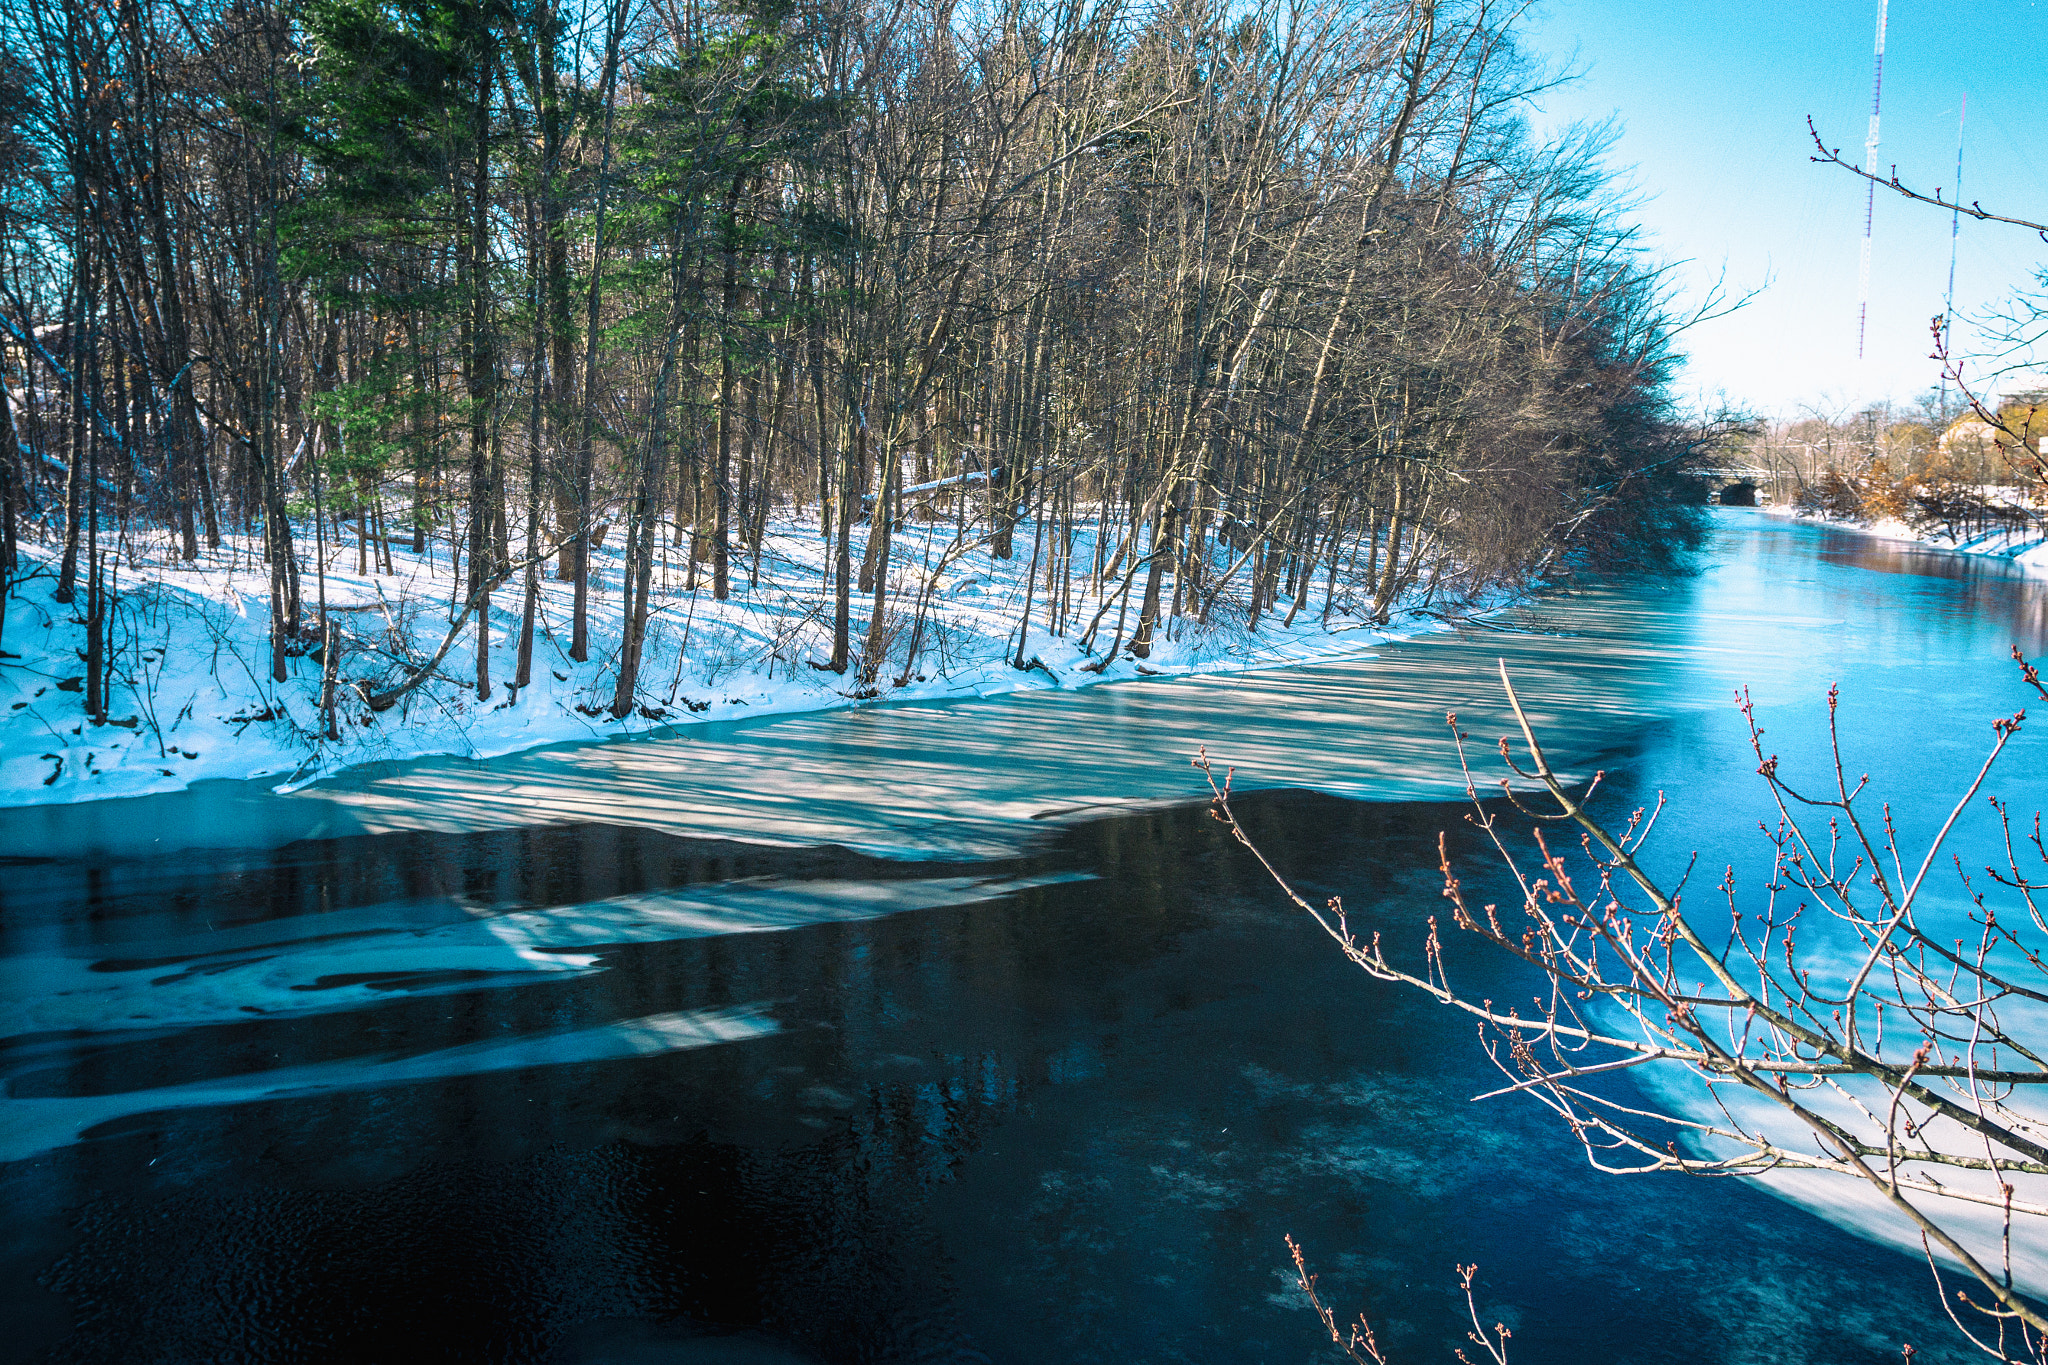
[1765,502,2048,573]
[0,510,1478,807]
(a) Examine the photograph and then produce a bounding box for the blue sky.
[1518,0,2048,419]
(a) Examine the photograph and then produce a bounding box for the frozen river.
[2,537,1706,864]
[4,509,2046,1363]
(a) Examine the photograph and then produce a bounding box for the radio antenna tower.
[1856,0,1888,360]
[1939,94,1967,415]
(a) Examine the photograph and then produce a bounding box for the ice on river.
[0,1003,778,1165]
[0,865,1086,1164]
[2,872,1087,1039]
[0,572,1699,863]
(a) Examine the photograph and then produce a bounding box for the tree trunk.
[1129,504,1170,659]
[570,0,628,659]
[611,261,686,717]
[829,422,857,673]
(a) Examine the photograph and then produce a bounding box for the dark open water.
[4,512,2047,1364]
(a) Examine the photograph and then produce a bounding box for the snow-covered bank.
[1764,502,2048,573]
[0,513,1484,808]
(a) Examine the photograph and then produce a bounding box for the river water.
[3,510,2046,1364]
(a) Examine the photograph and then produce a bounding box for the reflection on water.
[0,800,1969,1363]
[2,856,1082,1046]
[1,1004,782,1167]
[1812,523,2048,586]
[4,511,2045,1363]
[1608,518,2048,1292]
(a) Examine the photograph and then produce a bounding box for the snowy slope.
[0,513,1477,808]
[1765,504,2048,573]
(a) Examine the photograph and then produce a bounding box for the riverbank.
[1762,501,2048,572]
[0,515,1484,808]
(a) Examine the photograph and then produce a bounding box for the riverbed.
[4,509,2045,1363]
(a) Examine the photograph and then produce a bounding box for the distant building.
[1941,393,2044,461]
[1939,415,2001,459]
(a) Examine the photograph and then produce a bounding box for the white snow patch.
[0,512,1484,808]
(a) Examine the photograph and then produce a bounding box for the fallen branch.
[361,527,585,713]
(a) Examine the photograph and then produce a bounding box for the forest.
[0,0,1722,780]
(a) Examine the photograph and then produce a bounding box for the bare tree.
[1807,117,2048,241]
[0,0,1727,736]
[1207,653,2048,1362]
[1289,1234,1513,1365]
[1807,115,2045,512]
